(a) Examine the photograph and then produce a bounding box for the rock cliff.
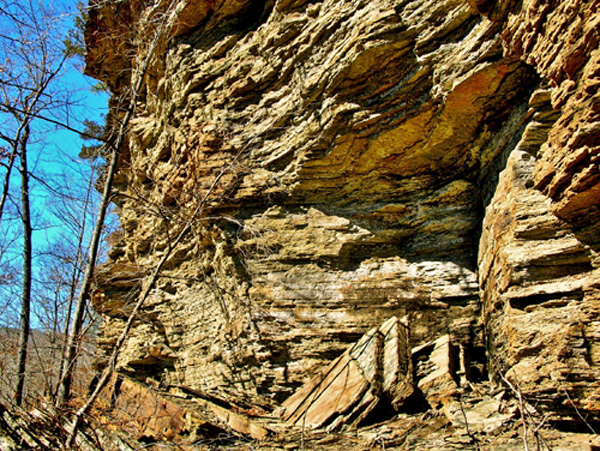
[85,0,599,447]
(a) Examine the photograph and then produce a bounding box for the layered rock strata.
[86,0,600,428]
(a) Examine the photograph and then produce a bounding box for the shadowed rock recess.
[82,0,598,448]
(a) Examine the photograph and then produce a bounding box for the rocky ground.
[1,375,599,450]
[2,317,599,450]
[3,0,598,449]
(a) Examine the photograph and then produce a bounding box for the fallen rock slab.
[99,374,271,443]
[279,316,412,430]
[413,334,460,408]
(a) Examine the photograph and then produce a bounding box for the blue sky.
[0,0,111,329]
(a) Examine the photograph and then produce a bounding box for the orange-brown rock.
[95,374,271,444]
[84,0,600,444]
[477,85,600,419]
[498,0,600,239]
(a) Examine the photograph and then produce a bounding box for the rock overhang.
[86,0,600,430]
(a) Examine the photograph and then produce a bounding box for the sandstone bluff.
[43,0,600,449]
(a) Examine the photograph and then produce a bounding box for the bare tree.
[0,0,114,409]
[0,0,75,406]
[14,124,32,407]
[0,0,108,407]
[31,156,103,400]
[56,0,182,407]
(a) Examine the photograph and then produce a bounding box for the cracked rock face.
[87,0,599,421]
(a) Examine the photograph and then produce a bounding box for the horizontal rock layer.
[87,0,600,425]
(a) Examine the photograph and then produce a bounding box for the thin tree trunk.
[54,171,93,401]
[55,119,122,406]
[56,2,177,406]
[14,123,31,407]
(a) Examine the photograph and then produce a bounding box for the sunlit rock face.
[87,0,599,418]
[476,0,600,419]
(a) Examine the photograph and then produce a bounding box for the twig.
[458,393,480,451]
[500,373,529,451]
[530,413,549,451]
[63,129,254,449]
[561,388,597,435]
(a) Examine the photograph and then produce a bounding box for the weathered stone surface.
[91,0,496,403]
[478,84,600,419]
[84,0,600,442]
[98,374,271,443]
[444,396,515,434]
[279,316,412,430]
[497,0,600,238]
[413,335,460,408]
[101,375,189,442]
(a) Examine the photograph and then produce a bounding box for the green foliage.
[63,1,87,58]
[78,118,107,161]
[91,81,110,94]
